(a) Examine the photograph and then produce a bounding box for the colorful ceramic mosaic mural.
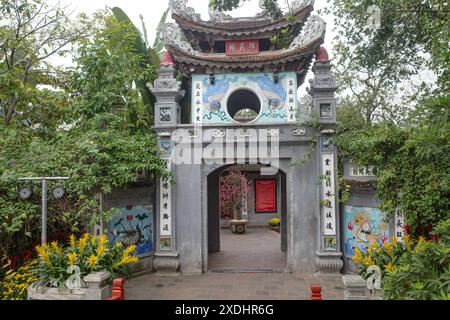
[343,205,391,258]
[192,72,297,124]
[108,205,154,256]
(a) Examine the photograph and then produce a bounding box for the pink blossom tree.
[220,169,252,220]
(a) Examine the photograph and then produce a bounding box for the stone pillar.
[150,51,183,127]
[308,47,343,275]
[342,275,368,300]
[149,52,184,273]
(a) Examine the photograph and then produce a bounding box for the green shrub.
[353,219,450,300]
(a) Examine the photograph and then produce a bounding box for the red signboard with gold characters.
[226,40,260,56]
[255,180,277,213]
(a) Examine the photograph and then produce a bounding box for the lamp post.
[18,177,69,244]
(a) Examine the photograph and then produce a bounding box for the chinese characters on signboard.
[349,164,377,177]
[285,76,297,122]
[226,40,259,56]
[322,153,336,236]
[159,177,172,238]
[395,208,405,243]
[193,81,203,125]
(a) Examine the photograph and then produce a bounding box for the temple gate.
[149,0,343,274]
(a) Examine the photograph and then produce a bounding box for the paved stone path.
[208,227,287,272]
[125,228,345,300]
[124,273,345,300]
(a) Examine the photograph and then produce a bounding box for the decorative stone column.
[308,47,343,275]
[149,52,184,272]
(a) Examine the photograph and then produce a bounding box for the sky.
[53,0,336,93]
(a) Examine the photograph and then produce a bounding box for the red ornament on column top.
[315,46,330,62]
[161,51,176,67]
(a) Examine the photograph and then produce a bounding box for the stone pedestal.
[153,252,181,273]
[315,251,344,276]
[342,275,368,300]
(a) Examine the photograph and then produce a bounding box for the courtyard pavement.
[209,227,287,272]
[124,228,345,300]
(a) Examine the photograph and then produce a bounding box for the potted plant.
[27,233,139,300]
[268,218,281,232]
[220,169,252,234]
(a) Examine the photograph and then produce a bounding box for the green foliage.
[111,7,170,125]
[0,113,168,260]
[382,222,450,300]
[260,0,283,20]
[324,0,447,124]
[0,259,38,300]
[270,27,293,49]
[71,14,156,128]
[331,1,450,233]
[0,0,87,127]
[209,0,247,12]
[353,223,450,300]
[336,103,450,232]
[34,234,138,288]
[153,8,170,57]
[0,4,167,267]
[210,0,282,19]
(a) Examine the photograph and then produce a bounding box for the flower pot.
[270,225,280,233]
[27,271,111,300]
[230,219,248,234]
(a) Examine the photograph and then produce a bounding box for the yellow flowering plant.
[268,218,281,227]
[353,235,410,279]
[34,233,138,288]
[353,219,450,300]
[0,259,38,300]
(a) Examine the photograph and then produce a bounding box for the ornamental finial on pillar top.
[315,46,330,63]
[160,51,176,67]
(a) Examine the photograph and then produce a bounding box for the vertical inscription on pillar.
[160,176,172,237]
[321,153,336,237]
[193,81,203,125]
[286,76,297,123]
[395,208,406,244]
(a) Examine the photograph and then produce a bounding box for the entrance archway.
[206,164,287,272]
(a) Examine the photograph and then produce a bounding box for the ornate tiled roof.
[162,14,326,76]
[169,0,315,39]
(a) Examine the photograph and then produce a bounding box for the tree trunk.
[233,206,241,221]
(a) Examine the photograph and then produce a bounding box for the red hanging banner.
[255,180,277,213]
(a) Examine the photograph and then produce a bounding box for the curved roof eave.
[169,0,316,36]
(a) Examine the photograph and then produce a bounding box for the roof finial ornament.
[315,46,330,62]
[161,51,176,67]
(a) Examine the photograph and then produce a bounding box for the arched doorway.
[206,164,288,272]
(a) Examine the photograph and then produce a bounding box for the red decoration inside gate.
[255,180,277,213]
